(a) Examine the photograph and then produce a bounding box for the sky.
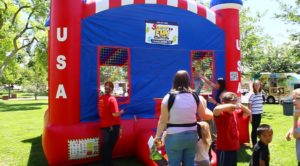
[201,0,299,45]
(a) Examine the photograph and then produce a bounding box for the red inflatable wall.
[212,3,249,144]
[43,0,246,165]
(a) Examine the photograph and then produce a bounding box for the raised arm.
[198,73,217,89]
[213,104,236,116]
[238,103,251,116]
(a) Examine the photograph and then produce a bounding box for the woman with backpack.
[154,70,213,166]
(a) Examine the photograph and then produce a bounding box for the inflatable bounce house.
[43,0,248,165]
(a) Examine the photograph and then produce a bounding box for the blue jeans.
[165,130,198,166]
[101,125,120,166]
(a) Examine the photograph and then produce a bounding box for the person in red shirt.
[213,92,251,166]
[98,81,124,166]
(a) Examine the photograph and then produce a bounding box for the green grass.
[0,100,48,166]
[238,104,296,166]
[0,100,297,165]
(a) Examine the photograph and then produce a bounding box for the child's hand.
[286,130,292,141]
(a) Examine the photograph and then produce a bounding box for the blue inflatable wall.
[80,4,225,122]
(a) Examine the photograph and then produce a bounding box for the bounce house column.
[49,0,82,125]
[210,0,243,95]
[211,0,249,144]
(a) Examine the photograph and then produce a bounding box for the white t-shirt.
[162,93,198,134]
[195,139,210,162]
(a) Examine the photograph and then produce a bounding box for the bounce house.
[43,0,248,165]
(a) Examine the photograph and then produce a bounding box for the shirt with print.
[249,92,264,114]
[98,94,121,128]
[250,141,270,166]
[214,110,240,151]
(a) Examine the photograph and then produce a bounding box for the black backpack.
[167,91,200,111]
[166,91,202,140]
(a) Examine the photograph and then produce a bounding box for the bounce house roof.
[46,0,222,27]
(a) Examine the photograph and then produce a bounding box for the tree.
[275,0,300,65]
[0,60,23,97]
[0,0,49,79]
[21,29,48,100]
[240,5,298,77]
[240,6,269,76]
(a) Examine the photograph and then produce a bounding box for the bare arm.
[248,103,253,122]
[112,110,124,117]
[198,96,213,120]
[155,104,169,139]
[213,104,235,116]
[239,104,251,116]
[199,73,217,89]
[286,127,293,141]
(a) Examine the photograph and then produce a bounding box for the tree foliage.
[275,0,300,66]
[240,4,299,77]
[0,0,49,79]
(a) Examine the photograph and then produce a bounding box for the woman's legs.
[251,114,262,146]
[165,131,198,166]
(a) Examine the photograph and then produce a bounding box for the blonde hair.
[293,88,300,98]
[199,121,212,146]
[221,92,238,103]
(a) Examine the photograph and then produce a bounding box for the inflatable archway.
[43,0,248,165]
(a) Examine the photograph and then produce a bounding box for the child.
[195,121,212,166]
[285,88,300,166]
[249,80,264,147]
[213,92,251,166]
[250,124,273,166]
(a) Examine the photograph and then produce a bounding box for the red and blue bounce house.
[43,0,249,165]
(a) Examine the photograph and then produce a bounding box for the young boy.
[250,124,273,166]
[213,92,251,166]
[286,88,300,166]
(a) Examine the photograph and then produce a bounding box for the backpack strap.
[167,92,176,112]
[167,91,200,112]
[191,92,200,109]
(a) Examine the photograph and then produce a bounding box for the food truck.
[259,72,300,103]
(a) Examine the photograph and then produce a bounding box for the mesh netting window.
[192,51,214,95]
[99,47,130,102]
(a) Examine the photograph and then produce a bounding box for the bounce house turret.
[48,0,82,125]
[210,0,243,95]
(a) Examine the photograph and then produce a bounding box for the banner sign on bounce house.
[145,20,178,45]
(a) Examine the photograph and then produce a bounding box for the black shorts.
[217,150,237,166]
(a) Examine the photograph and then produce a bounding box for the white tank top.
[162,93,198,134]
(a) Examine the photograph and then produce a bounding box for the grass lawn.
[0,100,297,166]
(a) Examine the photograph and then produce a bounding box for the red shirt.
[98,94,121,128]
[214,109,240,151]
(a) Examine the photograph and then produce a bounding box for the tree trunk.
[35,92,38,100]
[0,51,16,79]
